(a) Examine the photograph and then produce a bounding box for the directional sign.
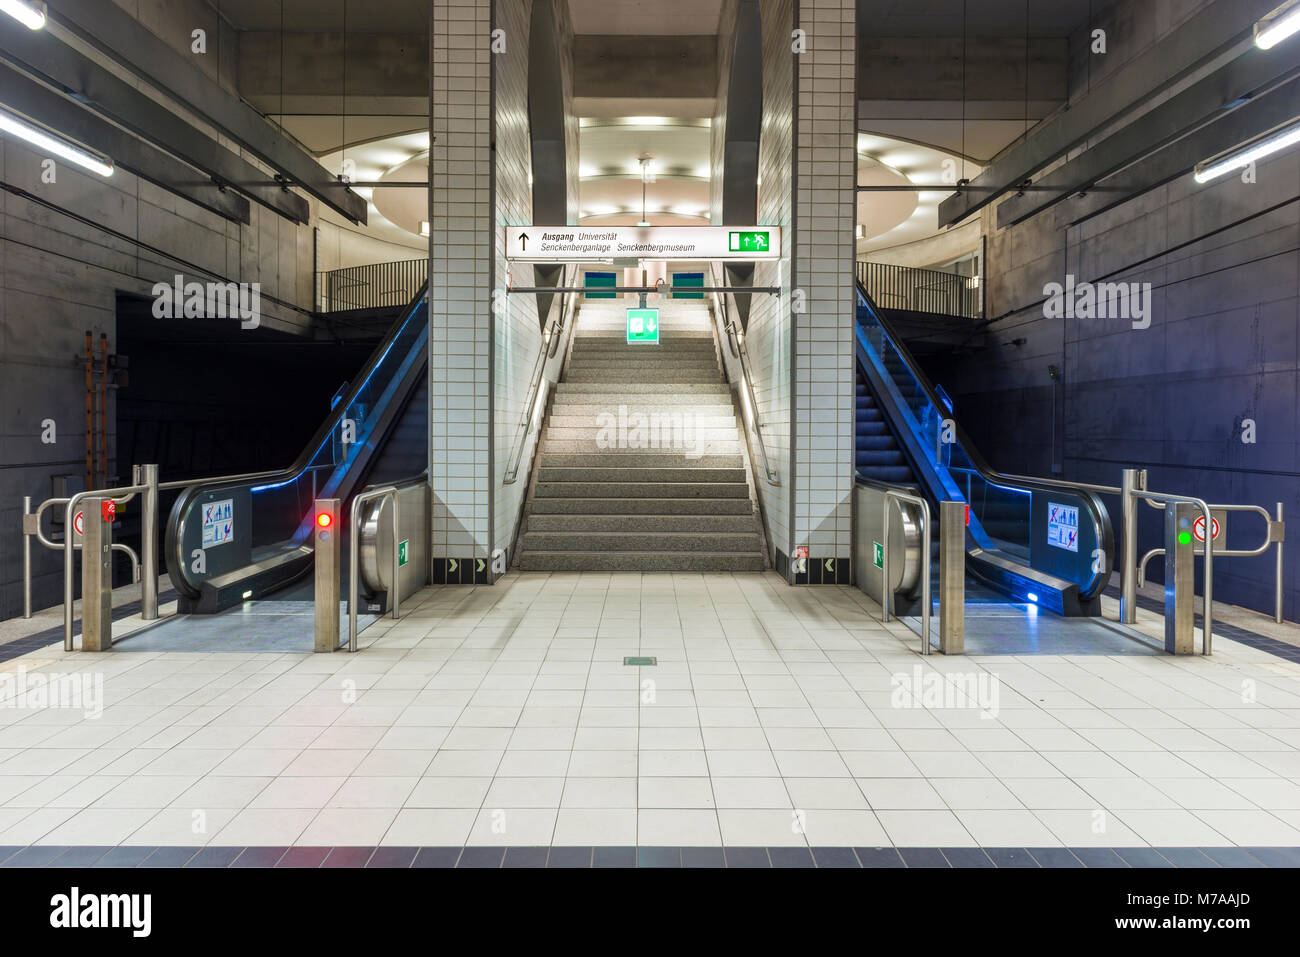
[398,539,409,567]
[873,541,883,569]
[626,308,659,344]
[1192,515,1221,543]
[505,225,781,262]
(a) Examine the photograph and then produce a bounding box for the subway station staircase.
[517,299,767,571]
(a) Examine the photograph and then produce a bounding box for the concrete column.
[790,0,857,583]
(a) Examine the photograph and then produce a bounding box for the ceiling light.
[1193,118,1300,183]
[0,105,112,176]
[0,0,45,29]
[1255,0,1300,49]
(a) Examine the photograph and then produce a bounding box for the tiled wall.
[492,0,543,563]
[745,0,795,564]
[791,0,857,577]
[429,0,493,573]
[431,0,577,581]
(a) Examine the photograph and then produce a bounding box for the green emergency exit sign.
[729,230,770,253]
[873,541,884,568]
[398,539,410,567]
[626,308,659,344]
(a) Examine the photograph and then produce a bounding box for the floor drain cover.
[623,656,657,666]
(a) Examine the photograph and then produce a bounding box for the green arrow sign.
[729,230,770,252]
[398,539,409,567]
[626,308,660,344]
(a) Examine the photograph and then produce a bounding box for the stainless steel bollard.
[81,497,114,651]
[939,501,966,655]
[1163,502,1196,654]
[140,464,159,620]
[314,498,341,653]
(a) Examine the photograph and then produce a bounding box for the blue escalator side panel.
[853,295,1104,617]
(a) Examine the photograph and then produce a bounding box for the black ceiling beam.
[997,42,1300,228]
[937,0,1280,227]
[44,0,367,224]
[0,23,310,223]
[1054,79,1300,227]
[0,65,251,223]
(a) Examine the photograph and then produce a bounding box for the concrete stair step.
[564,374,724,383]
[526,513,756,532]
[537,452,744,469]
[535,481,750,498]
[543,427,740,441]
[537,466,747,483]
[520,531,762,552]
[526,497,754,515]
[557,382,729,394]
[545,414,737,429]
[547,402,736,415]
[541,440,743,455]
[516,551,767,572]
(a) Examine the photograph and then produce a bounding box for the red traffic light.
[316,512,333,529]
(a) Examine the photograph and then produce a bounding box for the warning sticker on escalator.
[1047,502,1079,552]
[201,499,234,549]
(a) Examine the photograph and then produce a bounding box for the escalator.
[855,282,1113,617]
[164,285,430,613]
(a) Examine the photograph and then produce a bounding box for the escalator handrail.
[856,281,1115,599]
[165,283,429,597]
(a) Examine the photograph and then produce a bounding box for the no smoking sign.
[1192,515,1220,542]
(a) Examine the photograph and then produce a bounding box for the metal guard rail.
[880,487,932,655]
[503,263,579,485]
[708,262,780,486]
[62,482,148,650]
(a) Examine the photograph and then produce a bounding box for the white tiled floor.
[0,571,1298,849]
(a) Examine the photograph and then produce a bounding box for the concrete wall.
[0,3,326,620]
[936,0,1300,619]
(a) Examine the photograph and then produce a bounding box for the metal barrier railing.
[855,261,982,320]
[708,262,780,486]
[349,484,401,652]
[61,479,152,650]
[320,259,427,313]
[20,464,160,650]
[503,263,579,485]
[1137,501,1285,625]
[881,488,932,655]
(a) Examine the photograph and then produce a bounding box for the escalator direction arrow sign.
[448,559,458,573]
[476,559,485,573]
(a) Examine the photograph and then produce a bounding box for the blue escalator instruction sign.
[201,498,234,549]
[1046,502,1079,552]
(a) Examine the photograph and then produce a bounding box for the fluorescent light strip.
[1193,118,1300,183]
[0,0,45,30]
[1255,0,1300,49]
[0,107,113,177]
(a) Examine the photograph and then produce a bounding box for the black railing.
[321,259,427,313]
[855,261,982,319]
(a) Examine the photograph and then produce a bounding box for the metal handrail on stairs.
[707,263,780,487]
[503,264,579,485]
